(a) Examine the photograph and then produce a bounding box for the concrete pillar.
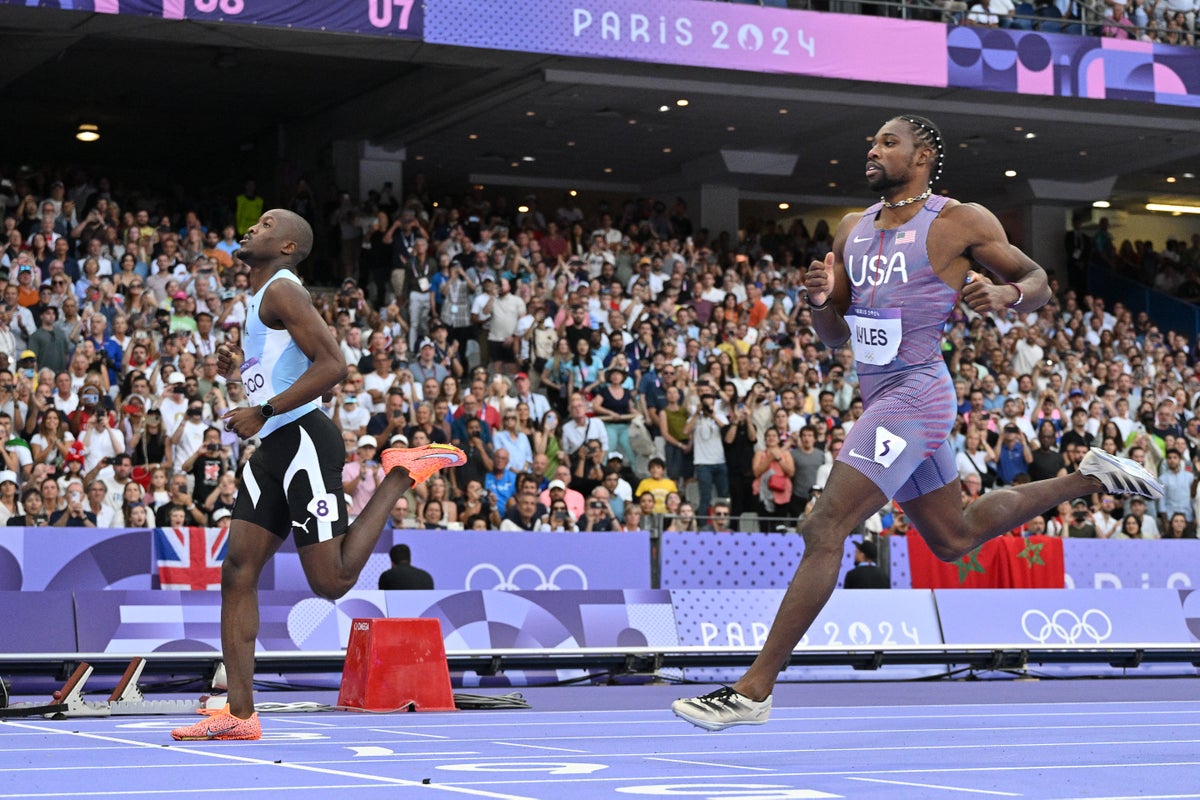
[1023,203,1071,288]
[359,143,406,200]
[699,184,740,242]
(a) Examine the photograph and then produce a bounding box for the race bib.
[847,306,902,366]
[240,357,268,402]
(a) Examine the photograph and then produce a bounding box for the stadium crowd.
[0,169,1198,539]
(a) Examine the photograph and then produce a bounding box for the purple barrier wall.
[1063,539,1200,590]
[267,529,651,592]
[0,528,152,591]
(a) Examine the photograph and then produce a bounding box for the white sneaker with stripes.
[1078,447,1164,500]
[672,687,772,731]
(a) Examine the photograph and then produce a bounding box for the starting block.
[1,658,203,719]
[338,618,456,712]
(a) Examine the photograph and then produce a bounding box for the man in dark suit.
[843,538,889,589]
[378,544,434,590]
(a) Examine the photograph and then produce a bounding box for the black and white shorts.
[233,409,348,547]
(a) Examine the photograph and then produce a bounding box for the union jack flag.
[895,229,916,245]
[154,527,228,590]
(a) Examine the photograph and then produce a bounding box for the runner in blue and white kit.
[171,209,455,741]
[673,114,1165,731]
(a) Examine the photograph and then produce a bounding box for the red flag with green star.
[907,532,1064,589]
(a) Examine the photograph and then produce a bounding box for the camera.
[589,501,604,510]
[207,443,219,452]
[554,511,568,520]
[1073,511,1088,521]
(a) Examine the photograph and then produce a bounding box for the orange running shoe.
[381,443,467,485]
[170,709,262,741]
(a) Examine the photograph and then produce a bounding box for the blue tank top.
[841,194,960,383]
[240,269,320,439]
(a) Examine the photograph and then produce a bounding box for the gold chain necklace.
[880,188,931,209]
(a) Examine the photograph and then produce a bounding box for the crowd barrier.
[5,528,1198,594]
[2,587,1197,685]
[3,528,1198,687]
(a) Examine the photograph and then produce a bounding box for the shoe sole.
[671,704,769,731]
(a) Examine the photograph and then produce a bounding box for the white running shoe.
[1078,447,1164,500]
[672,687,772,731]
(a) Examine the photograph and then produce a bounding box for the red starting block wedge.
[338,618,456,713]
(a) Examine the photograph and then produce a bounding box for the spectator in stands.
[501,491,543,531]
[84,480,116,527]
[51,483,94,528]
[342,435,382,518]
[580,487,617,532]
[7,488,46,526]
[1067,499,1098,538]
[485,448,517,516]
[0,470,19,525]
[702,498,735,533]
[419,498,447,530]
[1158,448,1193,528]
[381,498,415,536]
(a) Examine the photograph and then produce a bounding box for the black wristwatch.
[260,402,275,420]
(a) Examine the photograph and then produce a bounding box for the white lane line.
[367,728,450,739]
[1055,795,1200,800]
[0,764,248,774]
[645,757,772,772]
[351,709,1200,730]
[491,742,588,754]
[1,719,535,800]
[435,760,1200,787]
[847,776,1021,796]
[0,784,400,798]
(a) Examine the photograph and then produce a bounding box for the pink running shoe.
[170,709,262,741]
[381,443,466,486]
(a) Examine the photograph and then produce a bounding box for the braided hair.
[895,114,944,188]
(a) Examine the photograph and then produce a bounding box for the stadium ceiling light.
[675,98,689,107]
[75,124,100,142]
[1024,132,1037,139]
[1146,202,1200,214]
[659,105,670,112]
[1004,170,1018,178]
[1092,200,1111,208]
[778,202,790,210]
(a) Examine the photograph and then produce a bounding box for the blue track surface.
[3,680,1199,799]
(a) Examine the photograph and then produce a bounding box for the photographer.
[537,497,578,532]
[580,487,617,532]
[50,483,96,528]
[684,386,729,519]
[439,259,475,375]
[181,426,229,511]
[1066,498,1098,538]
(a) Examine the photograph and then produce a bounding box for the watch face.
[261,403,274,419]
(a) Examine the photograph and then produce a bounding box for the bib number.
[847,306,902,366]
[240,357,268,402]
[307,492,340,523]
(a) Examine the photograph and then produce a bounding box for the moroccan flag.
[154,527,228,590]
[907,532,1064,589]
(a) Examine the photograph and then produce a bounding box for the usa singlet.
[835,194,962,502]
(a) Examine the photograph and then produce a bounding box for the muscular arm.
[950,203,1051,314]
[805,213,858,349]
[259,278,349,414]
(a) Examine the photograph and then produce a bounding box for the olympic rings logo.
[464,563,589,591]
[1020,608,1113,644]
